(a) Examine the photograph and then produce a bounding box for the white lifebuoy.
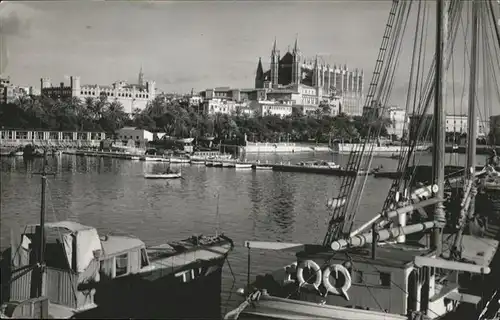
[322,264,352,300]
[296,260,322,291]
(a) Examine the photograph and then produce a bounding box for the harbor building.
[445,114,486,137]
[40,68,156,114]
[254,38,365,116]
[117,127,154,142]
[249,100,293,118]
[0,76,37,104]
[386,107,408,139]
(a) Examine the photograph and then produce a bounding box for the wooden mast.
[38,152,48,298]
[451,0,480,258]
[431,0,447,255]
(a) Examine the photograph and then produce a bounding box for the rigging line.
[409,0,460,142]
[483,10,500,110]
[346,1,414,234]
[487,0,500,52]
[418,0,431,105]
[408,0,463,157]
[480,2,490,143]
[409,0,428,148]
[459,2,496,148]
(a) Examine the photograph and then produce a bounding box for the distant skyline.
[1,1,499,117]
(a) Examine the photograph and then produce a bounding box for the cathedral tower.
[138,66,144,86]
[291,36,301,85]
[270,38,280,89]
[255,57,264,88]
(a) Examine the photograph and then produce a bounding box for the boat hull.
[170,158,190,164]
[235,293,407,320]
[76,255,228,319]
[255,166,273,170]
[144,173,181,179]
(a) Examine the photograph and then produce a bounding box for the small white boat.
[142,156,169,162]
[255,165,273,170]
[213,162,223,167]
[144,172,182,179]
[205,161,214,167]
[235,163,252,169]
[222,161,236,168]
[190,160,205,165]
[170,157,190,164]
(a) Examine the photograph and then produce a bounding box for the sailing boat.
[225,0,500,319]
[1,153,233,319]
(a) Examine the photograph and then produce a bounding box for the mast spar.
[431,0,448,255]
[33,150,56,301]
[451,0,480,259]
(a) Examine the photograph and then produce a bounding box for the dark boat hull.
[76,255,227,319]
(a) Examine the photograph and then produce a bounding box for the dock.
[269,164,367,177]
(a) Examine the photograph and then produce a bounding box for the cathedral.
[254,38,365,116]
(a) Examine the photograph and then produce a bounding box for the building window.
[115,253,129,277]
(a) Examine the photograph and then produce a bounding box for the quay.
[270,163,366,176]
[58,150,369,177]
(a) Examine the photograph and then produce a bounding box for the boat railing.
[10,266,80,309]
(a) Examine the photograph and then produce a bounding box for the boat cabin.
[275,243,466,318]
[8,221,149,316]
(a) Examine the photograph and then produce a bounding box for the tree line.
[0,95,393,144]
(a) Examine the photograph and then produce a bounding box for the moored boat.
[144,172,182,179]
[255,165,273,170]
[235,162,252,169]
[0,153,234,319]
[225,0,500,319]
[169,156,191,164]
[222,160,236,168]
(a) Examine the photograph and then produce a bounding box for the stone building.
[40,69,156,114]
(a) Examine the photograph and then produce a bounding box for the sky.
[0,0,499,116]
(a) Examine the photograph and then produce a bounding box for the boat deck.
[298,243,432,268]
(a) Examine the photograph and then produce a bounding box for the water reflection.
[268,172,296,239]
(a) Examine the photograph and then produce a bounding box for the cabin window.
[140,248,149,268]
[115,253,129,277]
[379,272,391,287]
[45,240,70,270]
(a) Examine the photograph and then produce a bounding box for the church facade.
[254,39,365,116]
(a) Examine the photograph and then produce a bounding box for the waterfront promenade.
[0,129,106,148]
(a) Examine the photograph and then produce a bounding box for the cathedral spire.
[138,65,144,86]
[272,37,277,55]
[256,57,263,79]
[293,34,299,54]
